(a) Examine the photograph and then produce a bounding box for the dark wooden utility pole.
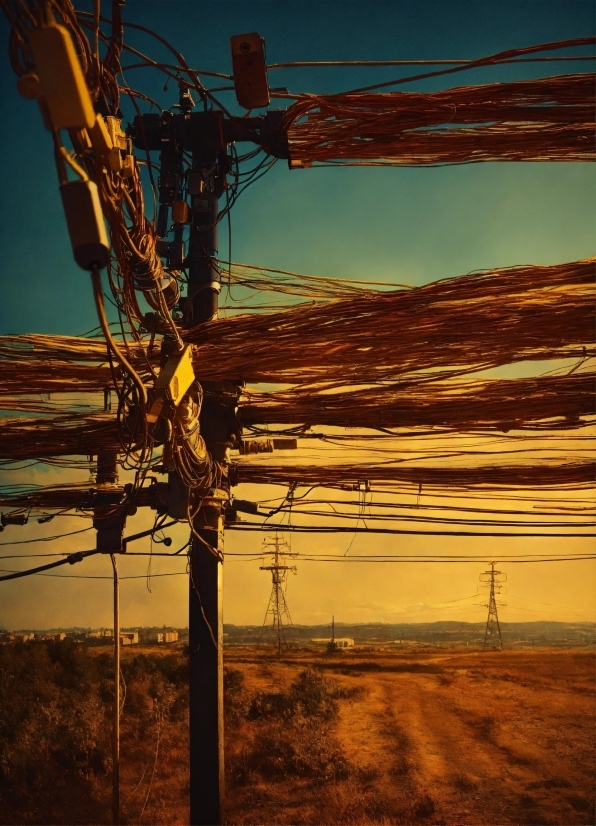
[128,64,289,823]
[187,155,226,825]
[94,451,123,826]
[189,499,225,826]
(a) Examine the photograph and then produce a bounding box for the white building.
[152,630,179,643]
[332,638,354,649]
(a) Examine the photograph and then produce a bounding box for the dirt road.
[225,648,595,825]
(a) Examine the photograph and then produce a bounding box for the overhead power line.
[227,523,596,538]
[268,55,596,69]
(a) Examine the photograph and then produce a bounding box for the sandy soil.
[224,647,595,825]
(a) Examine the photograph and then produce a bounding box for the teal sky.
[0,0,594,334]
[0,1,594,630]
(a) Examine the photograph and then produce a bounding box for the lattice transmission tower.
[259,534,298,654]
[480,562,506,650]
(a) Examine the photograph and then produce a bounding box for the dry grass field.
[223,646,595,826]
[1,641,593,825]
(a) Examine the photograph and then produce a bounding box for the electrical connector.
[105,117,129,150]
[89,114,114,158]
[172,201,190,224]
[121,155,136,179]
[16,72,41,100]
[107,147,123,172]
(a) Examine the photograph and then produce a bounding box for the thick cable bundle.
[186,258,595,383]
[0,482,151,513]
[0,460,591,514]
[241,372,595,432]
[1,359,113,395]
[236,460,595,490]
[0,413,120,459]
[283,74,596,166]
[3,371,593,460]
[1,258,593,389]
[221,260,408,302]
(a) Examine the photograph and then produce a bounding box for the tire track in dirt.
[335,669,581,825]
[377,673,508,825]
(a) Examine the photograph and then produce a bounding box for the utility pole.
[93,451,124,826]
[129,62,290,820]
[176,88,230,826]
[480,562,506,650]
[327,615,337,654]
[110,554,120,826]
[259,534,297,655]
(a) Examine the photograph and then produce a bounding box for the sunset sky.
[0,0,594,631]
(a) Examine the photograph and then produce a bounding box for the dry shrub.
[0,642,189,825]
[0,641,111,824]
[244,718,350,782]
[248,667,339,721]
[227,668,352,787]
[224,668,249,723]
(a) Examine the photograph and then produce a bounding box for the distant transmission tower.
[259,534,297,654]
[480,562,506,650]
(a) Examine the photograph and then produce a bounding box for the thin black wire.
[0,527,94,547]
[226,523,596,538]
[338,37,596,94]
[0,550,98,581]
[267,56,596,69]
[1,553,594,579]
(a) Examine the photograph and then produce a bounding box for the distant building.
[54,632,66,641]
[120,632,139,645]
[87,630,113,638]
[0,633,34,643]
[152,630,178,643]
[332,638,354,649]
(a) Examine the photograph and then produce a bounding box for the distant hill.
[224,621,595,648]
[6,621,594,648]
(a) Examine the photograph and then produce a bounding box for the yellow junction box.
[147,345,195,423]
[29,23,95,131]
